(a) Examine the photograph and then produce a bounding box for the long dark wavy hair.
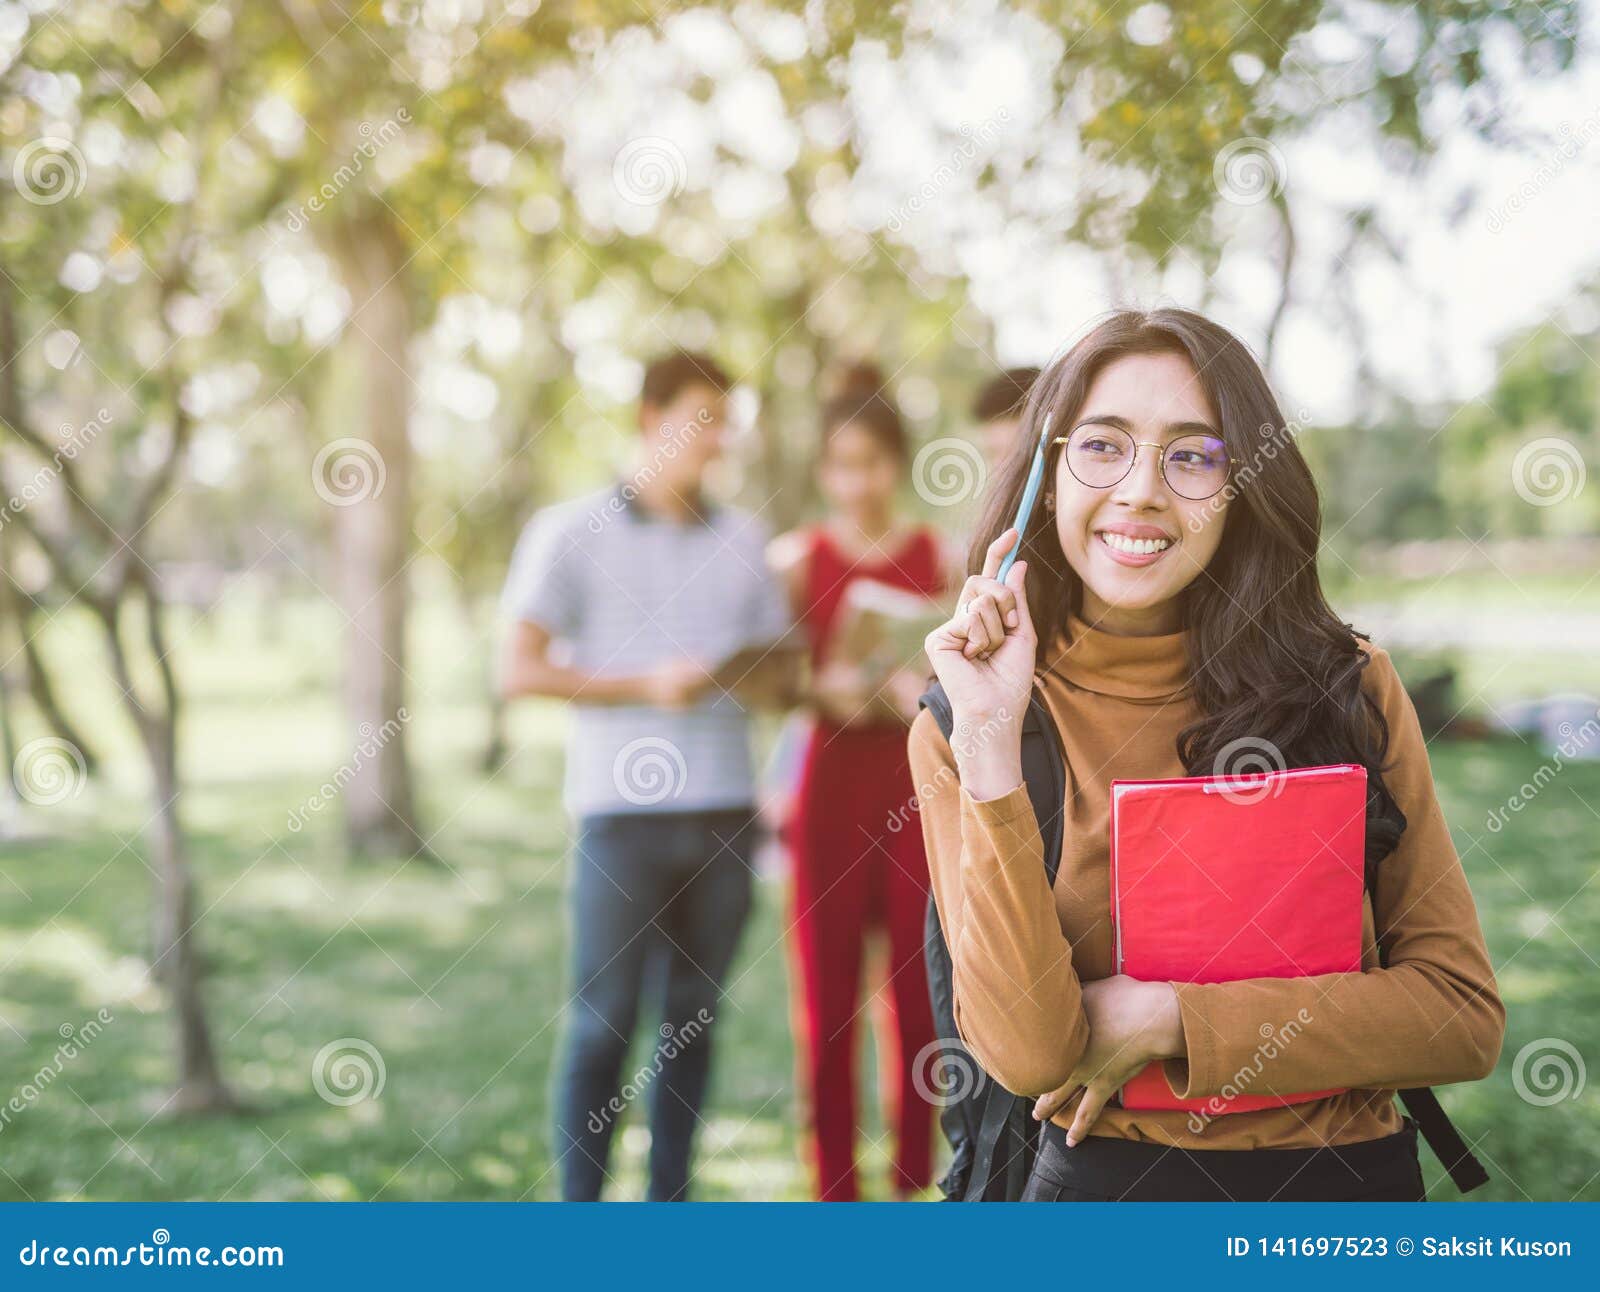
[967,308,1405,867]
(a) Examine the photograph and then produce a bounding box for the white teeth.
[1099,531,1173,556]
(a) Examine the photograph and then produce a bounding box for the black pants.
[1021,1119,1426,1202]
[555,808,758,1202]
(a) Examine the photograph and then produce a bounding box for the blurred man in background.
[498,350,799,1200]
[972,365,1041,472]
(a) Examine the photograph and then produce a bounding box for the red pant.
[787,721,936,1201]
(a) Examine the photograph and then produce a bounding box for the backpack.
[918,678,1489,1199]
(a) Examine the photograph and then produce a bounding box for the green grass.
[1420,739,1600,1201]
[1,590,1597,1201]
[0,594,884,1202]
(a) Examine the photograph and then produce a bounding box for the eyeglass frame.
[1051,427,1232,502]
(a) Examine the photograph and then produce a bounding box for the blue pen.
[996,412,1052,582]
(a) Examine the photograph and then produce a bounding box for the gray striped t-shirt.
[501,484,792,818]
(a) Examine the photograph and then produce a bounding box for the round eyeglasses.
[1054,425,1231,501]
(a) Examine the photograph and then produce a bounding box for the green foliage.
[3,0,1582,580]
[1306,282,1600,553]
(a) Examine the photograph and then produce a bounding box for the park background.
[0,0,1597,1201]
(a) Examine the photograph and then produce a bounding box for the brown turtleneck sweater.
[908,614,1504,1149]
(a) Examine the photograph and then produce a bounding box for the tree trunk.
[0,542,19,793]
[326,210,425,861]
[0,232,232,1112]
[97,590,234,1114]
[0,647,17,825]
[1263,186,1297,373]
[463,586,509,776]
[143,714,234,1113]
[480,690,508,776]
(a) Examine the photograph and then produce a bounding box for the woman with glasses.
[910,309,1503,1201]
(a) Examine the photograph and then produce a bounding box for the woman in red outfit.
[770,364,959,1201]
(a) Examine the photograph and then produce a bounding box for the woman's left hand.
[1031,976,1184,1146]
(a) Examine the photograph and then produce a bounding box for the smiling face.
[1051,349,1230,635]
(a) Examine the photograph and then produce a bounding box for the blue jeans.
[554,807,758,1201]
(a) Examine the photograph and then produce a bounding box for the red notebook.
[1109,763,1367,1113]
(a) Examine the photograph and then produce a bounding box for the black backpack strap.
[1363,793,1488,1195]
[1355,782,1486,1195]
[1368,918,1488,1194]
[992,1101,1043,1199]
[962,1082,1018,1202]
[1398,1087,1489,1194]
[917,681,1066,883]
[919,679,1067,1201]
[1021,688,1067,888]
[918,681,955,745]
[921,896,975,1200]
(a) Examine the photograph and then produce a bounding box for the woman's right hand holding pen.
[922,528,1037,800]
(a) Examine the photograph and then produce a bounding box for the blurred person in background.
[972,366,1042,474]
[768,362,961,1200]
[498,350,800,1201]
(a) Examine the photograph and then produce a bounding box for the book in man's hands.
[1109,762,1368,1114]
